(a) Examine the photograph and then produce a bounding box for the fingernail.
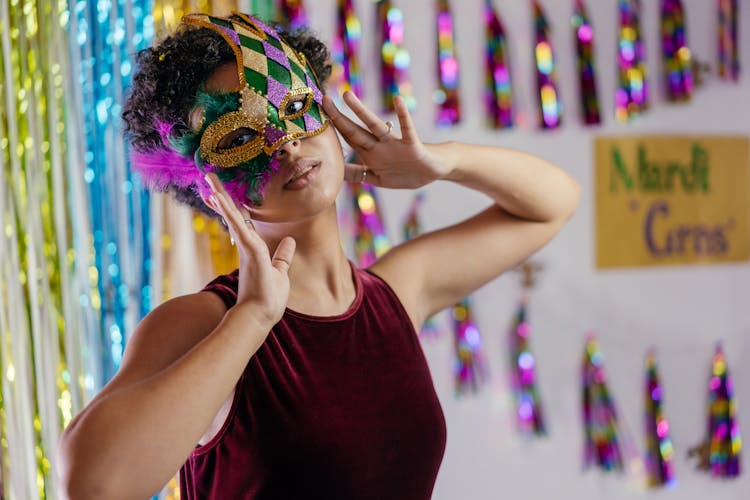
[204,173,216,191]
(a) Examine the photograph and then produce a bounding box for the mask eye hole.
[285,98,306,116]
[278,88,314,120]
[217,127,259,151]
[200,110,266,168]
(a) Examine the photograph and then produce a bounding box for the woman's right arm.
[58,293,273,499]
[59,173,296,500]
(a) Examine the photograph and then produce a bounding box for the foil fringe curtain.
[1,0,154,497]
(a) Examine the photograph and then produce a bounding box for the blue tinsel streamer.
[69,0,154,386]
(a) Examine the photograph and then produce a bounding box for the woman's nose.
[274,138,302,159]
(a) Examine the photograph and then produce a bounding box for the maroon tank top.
[179,264,446,499]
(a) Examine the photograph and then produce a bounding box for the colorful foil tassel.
[453,298,488,395]
[280,0,308,30]
[689,344,742,477]
[532,0,562,129]
[582,336,624,471]
[402,193,440,337]
[508,297,546,436]
[644,350,676,487]
[332,0,363,97]
[484,0,513,129]
[718,0,739,81]
[350,182,390,268]
[616,0,649,122]
[378,0,415,112]
[402,192,424,243]
[661,0,693,101]
[435,0,461,126]
[572,0,601,125]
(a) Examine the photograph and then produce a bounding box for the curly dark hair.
[122,15,332,216]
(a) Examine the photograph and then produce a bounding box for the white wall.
[304,0,750,498]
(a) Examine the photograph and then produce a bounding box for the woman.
[59,12,580,500]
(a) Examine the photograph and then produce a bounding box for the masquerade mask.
[133,13,329,207]
[182,13,329,168]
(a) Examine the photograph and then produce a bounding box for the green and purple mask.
[168,13,329,205]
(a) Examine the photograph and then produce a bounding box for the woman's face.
[202,63,345,223]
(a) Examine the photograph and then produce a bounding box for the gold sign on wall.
[595,136,750,268]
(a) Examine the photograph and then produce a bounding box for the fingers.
[204,173,263,252]
[343,162,380,185]
[322,95,377,151]
[271,236,296,273]
[393,95,419,144]
[205,174,297,275]
[343,162,364,182]
[342,91,393,140]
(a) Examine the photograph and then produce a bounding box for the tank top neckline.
[282,260,364,323]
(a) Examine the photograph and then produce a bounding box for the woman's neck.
[253,206,356,316]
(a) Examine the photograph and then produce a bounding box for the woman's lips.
[284,161,320,190]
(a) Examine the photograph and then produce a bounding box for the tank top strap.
[201,269,239,310]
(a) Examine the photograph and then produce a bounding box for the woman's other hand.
[322,92,453,189]
[204,173,296,327]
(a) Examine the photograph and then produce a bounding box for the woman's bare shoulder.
[103,291,228,392]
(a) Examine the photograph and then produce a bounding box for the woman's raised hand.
[322,92,452,189]
[204,173,295,327]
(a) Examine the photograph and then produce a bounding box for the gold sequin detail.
[241,86,268,119]
[200,111,266,168]
[265,119,331,154]
[181,14,247,91]
[234,12,269,40]
[242,44,271,78]
[200,88,269,168]
[278,87,314,121]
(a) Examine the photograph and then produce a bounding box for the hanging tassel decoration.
[332,0,363,97]
[453,297,488,395]
[484,0,513,129]
[402,192,425,243]
[582,335,624,471]
[378,0,415,112]
[718,0,739,81]
[349,165,390,267]
[661,0,693,101]
[532,0,562,129]
[689,343,742,477]
[572,0,601,125]
[280,0,308,30]
[644,349,676,487]
[508,295,546,436]
[435,0,461,126]
[616,0,649,121]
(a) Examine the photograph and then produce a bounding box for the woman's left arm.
[323,92,580,329]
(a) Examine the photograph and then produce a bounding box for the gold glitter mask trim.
[200,111,266,168]
[278,87,315,121]
[199,88,269,168]
[182,13,329,169]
